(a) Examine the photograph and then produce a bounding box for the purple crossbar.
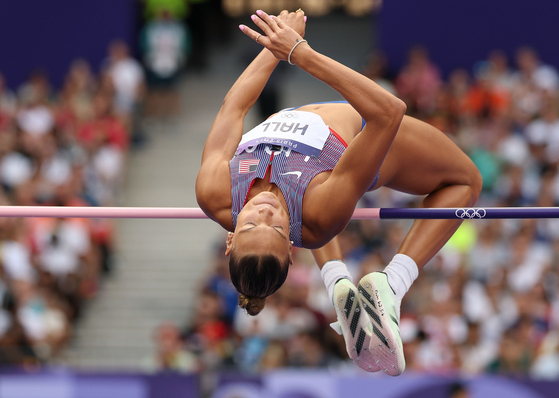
[0,206,555,220]
[378,207,559,220]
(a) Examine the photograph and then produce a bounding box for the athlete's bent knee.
[466,165,483,205]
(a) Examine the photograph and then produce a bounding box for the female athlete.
[196,10,482,375]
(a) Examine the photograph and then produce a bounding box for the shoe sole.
[333,281,381,372]
[357,274,405,376]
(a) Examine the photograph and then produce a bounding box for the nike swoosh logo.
[280,171,302,179]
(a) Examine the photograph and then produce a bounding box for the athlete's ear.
[225,232,234,256]
[288,240,294,265]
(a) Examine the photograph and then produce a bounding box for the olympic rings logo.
[281,112,299,118]
[455,208,487,219]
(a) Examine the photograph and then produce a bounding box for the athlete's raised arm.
[199,10,306,165]
[241,10,406,239]
[240,10,405,132]
[196,11,306,222]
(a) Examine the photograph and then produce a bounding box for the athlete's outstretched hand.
[239,10,308,62]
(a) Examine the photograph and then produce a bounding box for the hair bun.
[238,294,266,316]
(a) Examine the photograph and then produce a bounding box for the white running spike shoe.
[331,279,382,372]
[357,272,405,376]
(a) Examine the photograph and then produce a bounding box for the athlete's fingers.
[275,9,306,36]
[273,15,286,28]
[238,24,266,44]
[247,15,273,38]
[254,10,280,33]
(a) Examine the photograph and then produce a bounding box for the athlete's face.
[225,192,293,262]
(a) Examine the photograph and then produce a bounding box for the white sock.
[383,253,419,301]
[320,260,353,304]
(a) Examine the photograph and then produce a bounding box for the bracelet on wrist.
[288,39,308,65]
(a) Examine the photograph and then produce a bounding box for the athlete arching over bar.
[195,10,482,375]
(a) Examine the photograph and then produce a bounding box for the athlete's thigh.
[376,116,478,195]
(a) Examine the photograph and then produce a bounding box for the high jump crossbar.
[0,206,557,220]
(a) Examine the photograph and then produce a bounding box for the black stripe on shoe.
[359,286,376,309]
[373,325,390,349]
[390,314,399,326]
[363,301,383,329]
[350,306,360,337]
[356,328,366,356]
[344,290,355,320]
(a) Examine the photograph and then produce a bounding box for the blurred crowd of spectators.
[156,45,559,379]
[0,39,144,365]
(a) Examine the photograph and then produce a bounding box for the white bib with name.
[236,111,330,157]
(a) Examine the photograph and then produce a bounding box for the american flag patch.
[239,159,260,174]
